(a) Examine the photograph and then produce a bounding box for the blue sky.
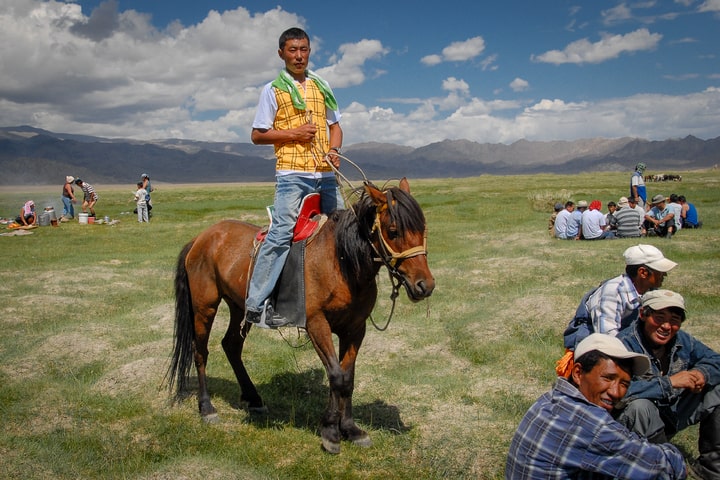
[1,0,719,146]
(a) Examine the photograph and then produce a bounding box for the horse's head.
[365,178,435,301]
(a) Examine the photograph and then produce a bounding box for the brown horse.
[167,178,434,453]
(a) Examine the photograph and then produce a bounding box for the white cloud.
[510,78,529,92]
[339,87,720,147]
[698,0,720,11]
[421,36,486,65]
[0,1,717,148]
[442,77,470,95]
[420,54,443,66]
[601,3,633,25]
[480,54,499,71]
[531,28,662,65]
[317,39,389,88]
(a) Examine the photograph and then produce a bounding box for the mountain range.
[1,125,718,186]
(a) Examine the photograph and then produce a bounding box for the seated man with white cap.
[507,333,687,479]
[562,244,678,353]
[617,290,720,479]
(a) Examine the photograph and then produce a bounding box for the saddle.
[255,193,324,243]
[251,193,326,329]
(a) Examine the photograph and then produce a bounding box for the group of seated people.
[506,245,719,479]
[550,193,701,240]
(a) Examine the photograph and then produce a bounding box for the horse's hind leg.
[222,302,265,412]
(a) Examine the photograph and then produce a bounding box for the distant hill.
[0,126,718,185]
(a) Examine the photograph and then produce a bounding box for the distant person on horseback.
[245,27,344,327]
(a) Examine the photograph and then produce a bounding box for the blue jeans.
[245,174,344,312]
[62,197,74,218]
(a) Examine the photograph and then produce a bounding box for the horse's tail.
[166,240,196,400]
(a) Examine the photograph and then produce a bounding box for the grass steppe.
[1,171,718,479]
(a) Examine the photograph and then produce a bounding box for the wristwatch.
[329,147,341,154]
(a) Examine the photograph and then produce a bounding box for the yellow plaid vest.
[273,80,332,173]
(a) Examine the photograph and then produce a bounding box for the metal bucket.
[38,212,51,226]
[44,206,58,227]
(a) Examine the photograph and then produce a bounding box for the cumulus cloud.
[317,39,389,88]
[0,1,717,147]
[69,0,120,40]
[340,87,720,147]
[421,36,486,65]
[442,77,470,95]
[531,28,662,64]
[509,78,529,92]
[0,1,389,141]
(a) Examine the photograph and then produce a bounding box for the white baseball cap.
[574,333,650,376]
[623,245,677,272]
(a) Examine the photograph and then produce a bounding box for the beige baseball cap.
[641,289,686,320]
[574,333,650,376]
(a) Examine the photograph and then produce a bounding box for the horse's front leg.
[307,318,346,453]
[337,330,371,447]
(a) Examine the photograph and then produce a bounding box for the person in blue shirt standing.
[506,333,686,479]
[631,162,648,209]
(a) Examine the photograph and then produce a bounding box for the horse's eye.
[387,225,399,239]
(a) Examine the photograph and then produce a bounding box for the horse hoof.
[321,438,341,454]
[202,413,220,424]
[248,404,268,414]
[352,434,372,448]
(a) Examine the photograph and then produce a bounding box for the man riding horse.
[245,27,344,327]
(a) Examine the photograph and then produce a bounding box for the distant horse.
[167,178,435,453]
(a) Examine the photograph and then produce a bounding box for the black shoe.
[245,309,262,324]
[264,304,291,328]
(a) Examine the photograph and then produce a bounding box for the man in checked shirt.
[506,333,686,479]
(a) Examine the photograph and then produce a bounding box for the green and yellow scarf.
[271,69,338,111]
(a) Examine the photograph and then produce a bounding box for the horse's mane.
[333,185,426,288]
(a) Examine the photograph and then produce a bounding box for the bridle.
[367,191,428,330]
[321,153,430,330]
[370,206,427,269]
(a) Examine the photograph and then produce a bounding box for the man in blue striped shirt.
[506,334,687,479]
[562,244,677,352]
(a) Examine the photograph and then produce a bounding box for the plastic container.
[79,213,89,225]
[88,216,95,224]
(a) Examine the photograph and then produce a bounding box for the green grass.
[1,171,718,479]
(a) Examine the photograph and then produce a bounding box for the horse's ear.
[399,177,410,193]
[364,183,387,207]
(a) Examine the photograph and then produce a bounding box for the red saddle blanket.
[255,193,322,243]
